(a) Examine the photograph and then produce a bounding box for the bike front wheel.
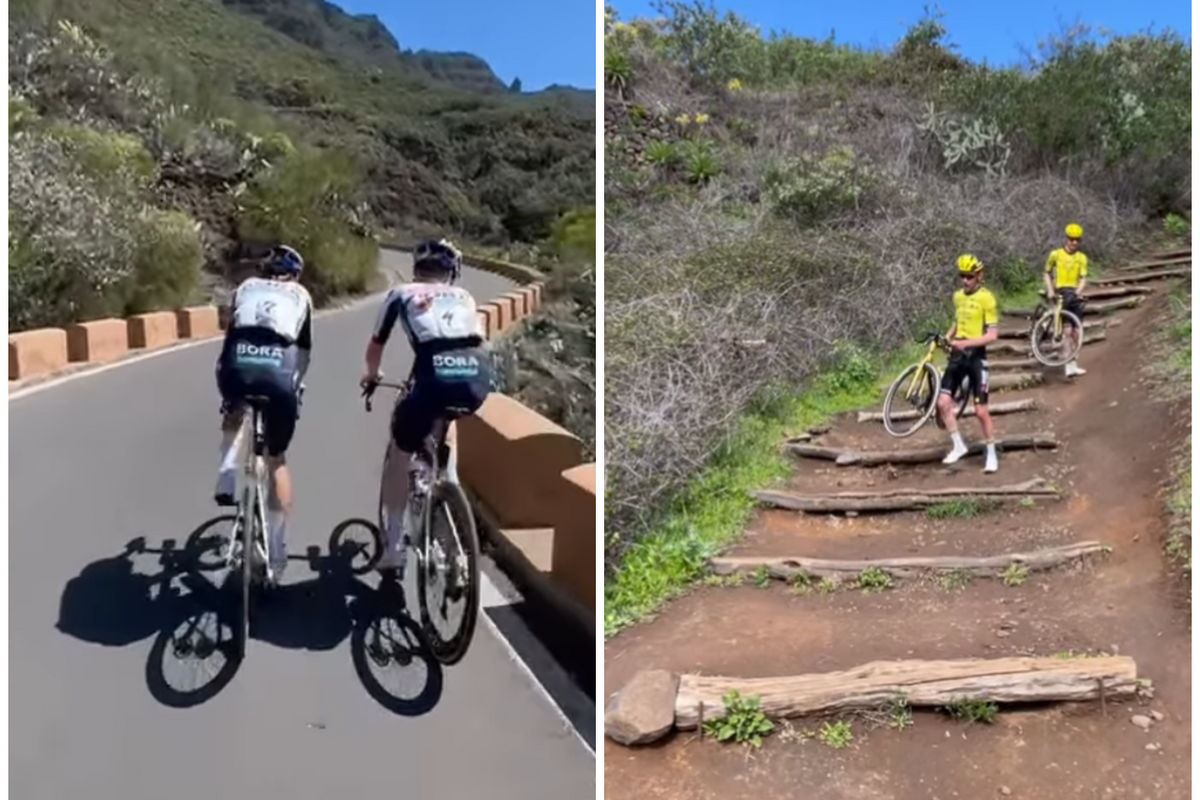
[881,362,941,437]
[416,480,481,666]
[1029,309,1083,367]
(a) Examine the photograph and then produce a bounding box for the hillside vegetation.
[603,2,1190,589]
[9,0,595,332]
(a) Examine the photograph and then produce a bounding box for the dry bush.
[606,82,1125,565]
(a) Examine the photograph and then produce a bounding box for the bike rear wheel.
[416,479,480,666]
[881,362,941,437]
[1030,309,1083,366]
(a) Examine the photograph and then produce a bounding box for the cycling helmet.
[956,254,983,274]
[413,238,463,282]
[1065,223,1083,239]
[265,244,304,277]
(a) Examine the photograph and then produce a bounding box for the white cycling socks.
[445,443,460,484]
[943,432,969,464]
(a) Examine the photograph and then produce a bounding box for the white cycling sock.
[950,432,965,451]
[219,427,243,474]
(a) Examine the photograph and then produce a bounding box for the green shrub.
[122,208,204,314]
[237,147,379,301]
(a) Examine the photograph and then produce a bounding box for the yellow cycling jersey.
[953,286,998,341]
[1045,248,1088,289]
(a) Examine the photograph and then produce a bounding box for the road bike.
[216,386,301,657]
[1029,292,1086,367]
[363,378,481,666]
[880,332,970,438]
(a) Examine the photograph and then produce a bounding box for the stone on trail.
[605,670,680,746]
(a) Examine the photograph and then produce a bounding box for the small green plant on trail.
[753,564,772,588]
[788,570,815,594]
[939,568,973,590]
[926,498,1001,519]
[702,690,775,748]
[817,576,839,594]
[886,696,914,730]
[1000,563,1029,586]
[945,698,999,724]
[855,566,894,593]
[819,720,854,749]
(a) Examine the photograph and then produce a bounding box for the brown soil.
[605,279,1191,800]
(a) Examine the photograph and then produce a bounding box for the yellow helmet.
[956,254,983,274]
[1065,223,1083,239]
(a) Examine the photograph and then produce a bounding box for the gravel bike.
[880,332,970,437]
[362,377,481,666]
[1029,292,1087,367]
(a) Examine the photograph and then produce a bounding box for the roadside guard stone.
[604,669,679,746]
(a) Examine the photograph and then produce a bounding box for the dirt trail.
[605,263,1191,800]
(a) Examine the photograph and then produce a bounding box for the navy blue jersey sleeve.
[371,291,405,345]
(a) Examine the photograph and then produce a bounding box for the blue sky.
[609,0,1191,68]
[333,0,595,91]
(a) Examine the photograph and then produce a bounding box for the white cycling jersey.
[229,277,313,345]
[371,282,484,350]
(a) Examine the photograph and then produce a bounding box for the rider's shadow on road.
[55,517,442,717]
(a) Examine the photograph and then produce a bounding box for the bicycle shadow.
[56,516,443,716]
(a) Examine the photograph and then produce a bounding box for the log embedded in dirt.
[1149,247,1190,260]
[998,319,1106,339]
[989,357,1038,371]
[1040,285,1154,300]
[788,432,1059,467]
[1004,296,1143,318]
[1086,296,1144,315]
[856,397,1037,423]
[1118,255,1192,271]
[989,371,1043,392]
[673,655,1140,730]
[709,540,1105,580]
[752,478,1059,513]
[1094,267,1191,285]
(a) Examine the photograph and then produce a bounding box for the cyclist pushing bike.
[1043,222,1089,378]
[214,244,313,580]
[360,238,492,576]
[936,254,1000,473]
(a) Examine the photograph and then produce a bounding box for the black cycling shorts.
[216,328,302,457]
[941,348,989,406]
[1059,289,1084,327]
[391,345,492,453]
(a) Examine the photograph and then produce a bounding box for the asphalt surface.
[10,251,594,799]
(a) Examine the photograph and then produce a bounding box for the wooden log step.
[673,655,1140,730]
[1002,295,1143,318]
[1118,254,1192,270]
[752,478,1059,513]
[989,371,1043,391]
[788,432,1059,467]
[1042,285,1154,300]
[856,397,1037,423]
[1094,267,1190,285]
[709,540,1104,580]
[998,319,1107,339]
[1149,247,1191,260]
[990,327,1107,354]
[990,357,1039,371]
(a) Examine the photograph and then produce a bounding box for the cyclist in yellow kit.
[936,254,999,473]
[1043,223,1089,377]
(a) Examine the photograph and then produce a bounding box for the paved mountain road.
[10,252,593,799]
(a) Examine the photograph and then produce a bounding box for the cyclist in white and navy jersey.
[214,244,313,580]
[360,238,491,574]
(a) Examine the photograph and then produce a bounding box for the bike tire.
[417,480,480,666]
[881,362,941,438]
[1029,309,1083,367]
